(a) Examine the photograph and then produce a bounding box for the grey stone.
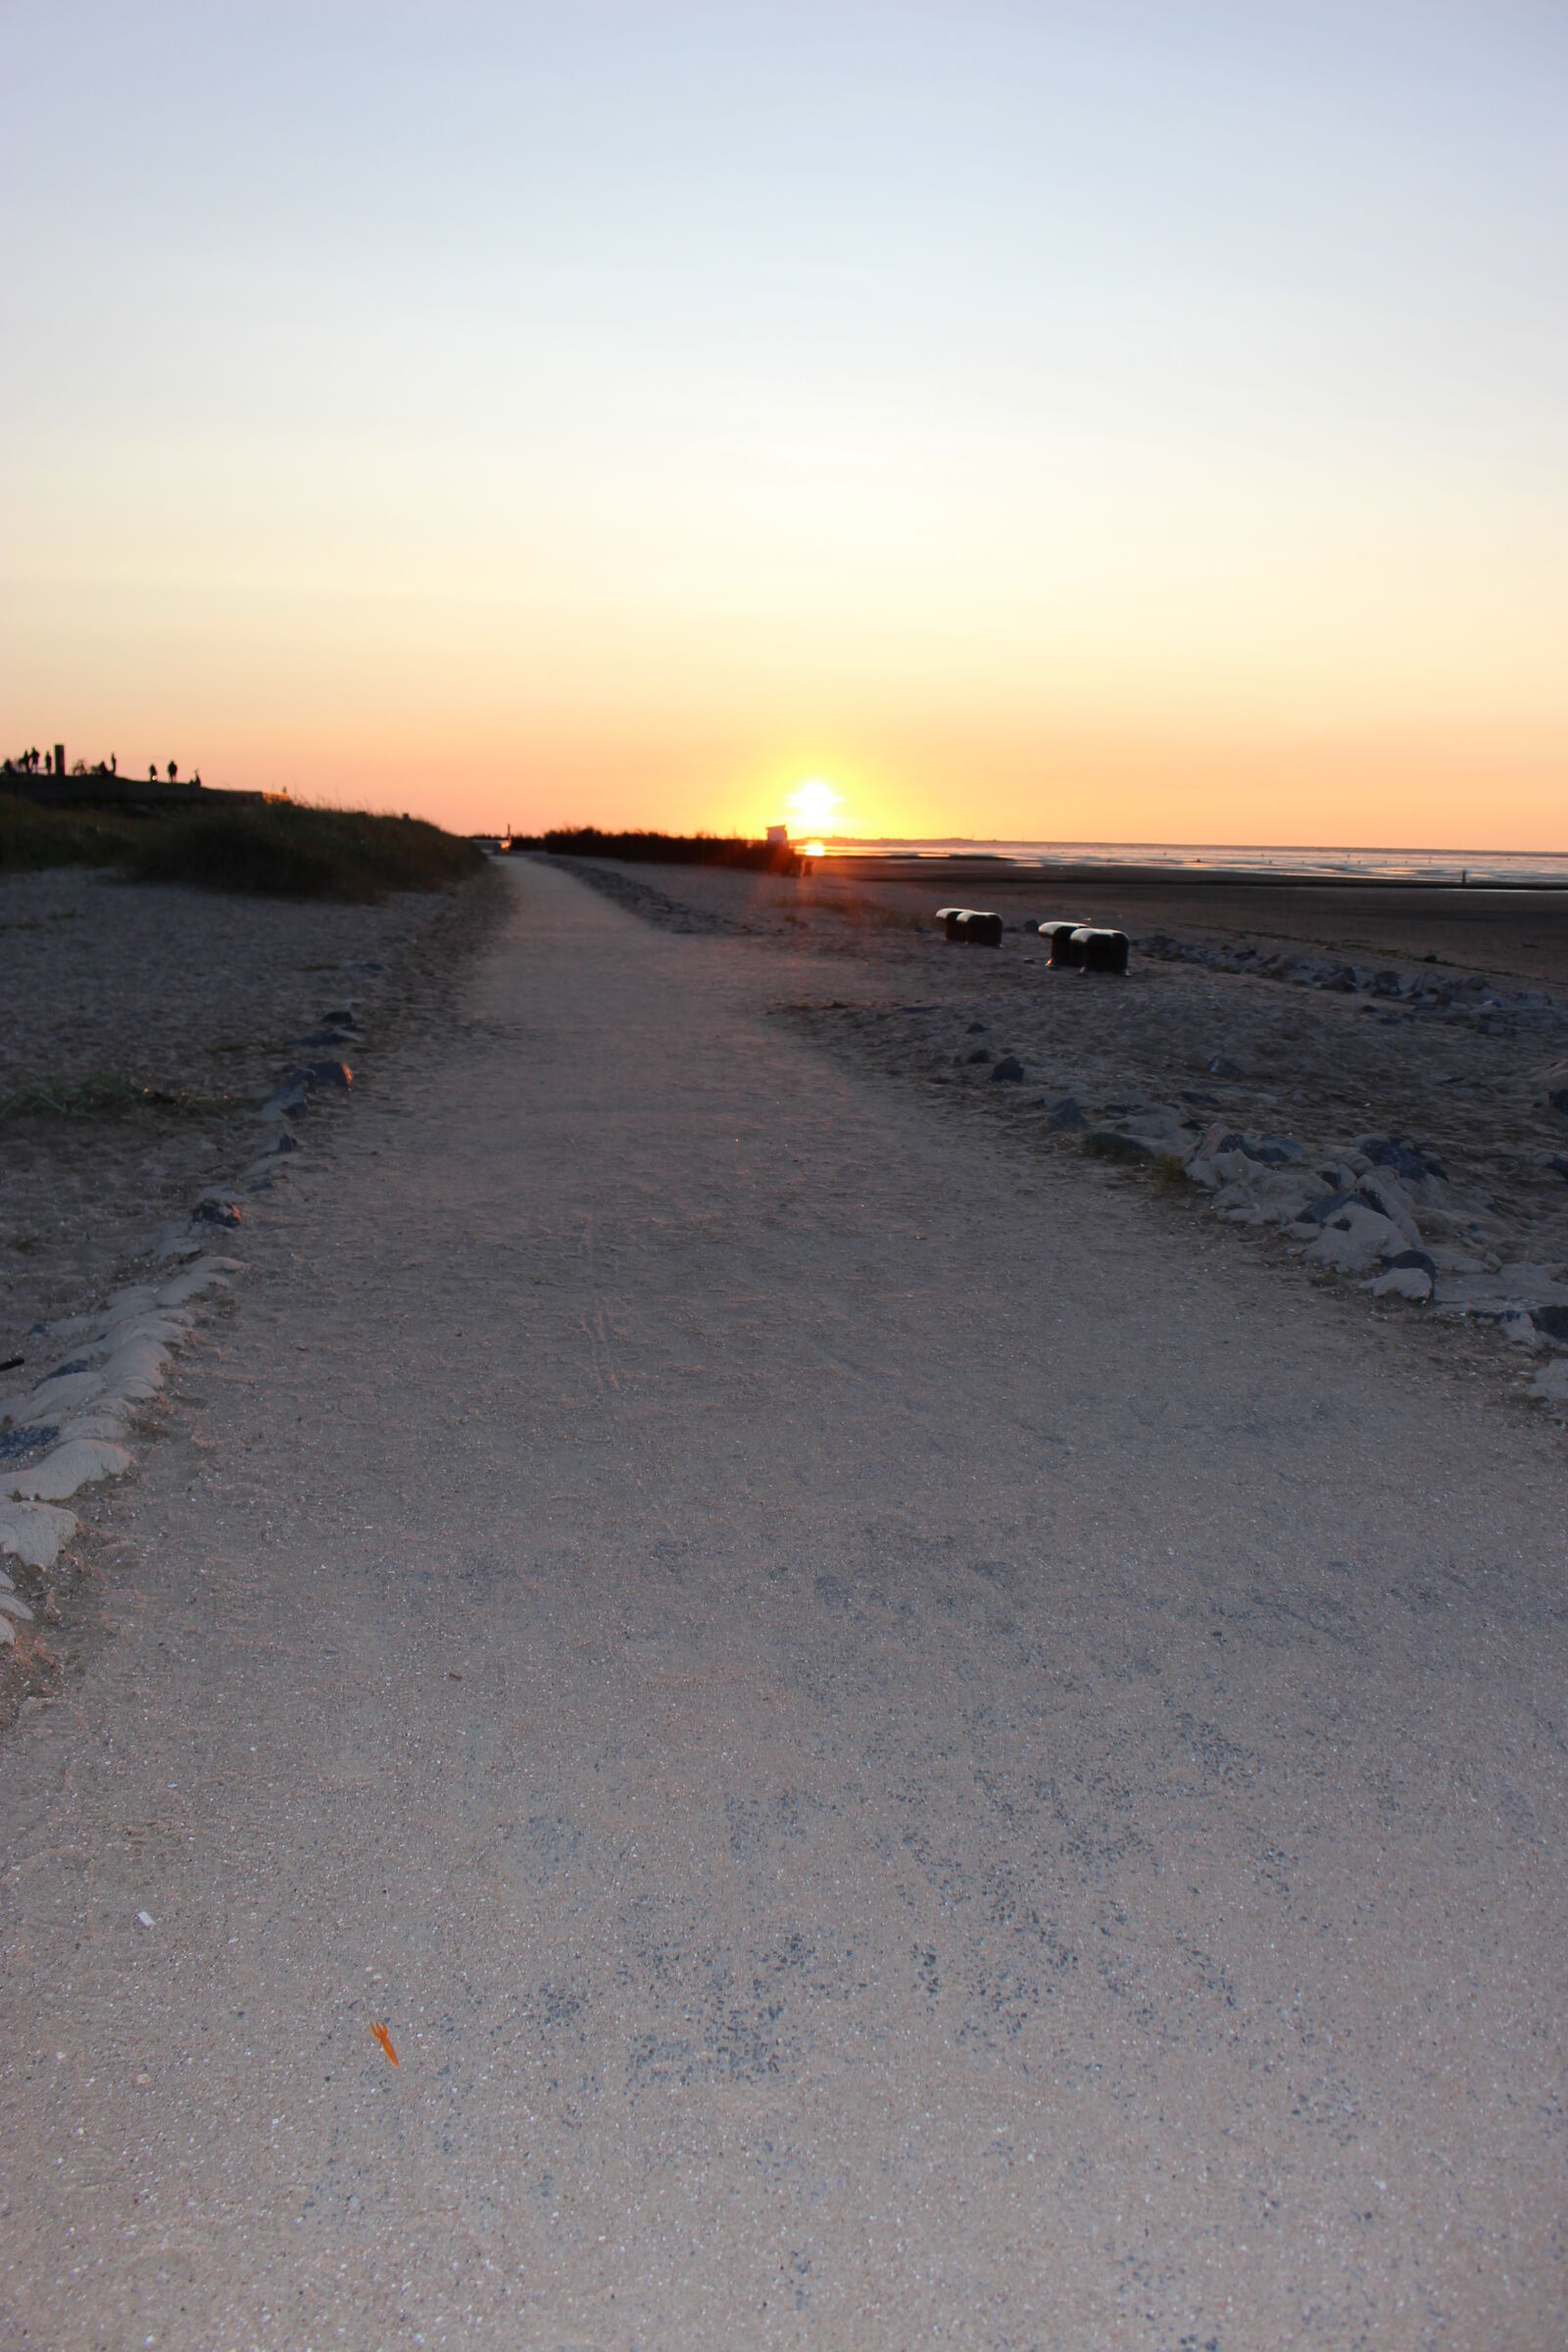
[1370,1263,1434,1304]
[1207,1056,1242,1079]
[0,1425,59,1465]
[990,1055,1025,1084]
[1362,1136,1447,1182]
[1535,1304,1568,1345]
[193,1199,242,1228]
[1048,1097,1087,1129]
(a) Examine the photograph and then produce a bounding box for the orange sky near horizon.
[4,6,1565,852]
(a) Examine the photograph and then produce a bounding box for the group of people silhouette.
[4,748,200,785]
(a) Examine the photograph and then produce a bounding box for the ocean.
[815,841,1568,884]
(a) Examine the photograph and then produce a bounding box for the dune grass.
[0,794,484,902]
[0,796,134,873]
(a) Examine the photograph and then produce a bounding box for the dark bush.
[544,827,800,873]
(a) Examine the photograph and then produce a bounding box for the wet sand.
[2,857,1564,2348]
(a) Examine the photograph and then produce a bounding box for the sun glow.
[788,777,840,834]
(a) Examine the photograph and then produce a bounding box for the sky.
[3,3,1565,847]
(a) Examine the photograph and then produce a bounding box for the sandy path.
[2,860,1563,2350]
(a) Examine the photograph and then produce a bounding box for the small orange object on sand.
[370,2021,399,2068]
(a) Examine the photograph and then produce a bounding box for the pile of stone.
[1079,1102,1568,1406]
[1138,933,1559,1031]
[0,1252,242,1601]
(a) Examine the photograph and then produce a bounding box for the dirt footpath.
[1,858,1563,2350]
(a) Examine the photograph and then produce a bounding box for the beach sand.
[1,856,1564,2347]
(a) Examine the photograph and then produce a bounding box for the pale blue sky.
[4,4,1565,840]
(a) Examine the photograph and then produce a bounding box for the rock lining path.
[2,859,1564,2348]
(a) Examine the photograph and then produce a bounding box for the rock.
[1351,1175,1423,1249]
[1084,1131,1155,1165]
[1529,1356,1568,1405]
[258,1081,309,1121]
[0,1587,35,1622]
[1386,1248,1438,1282]
[2,1437,134,1502]
[1535,1303,1568,1345]
[11,1367,106,1425]
[0,1615,12,1647]
[1360,1136,1447,1183]
[156,1258,240,1310]
[966,1047,993,1064]
[1304,1202,1403,1272]
[1250,1136,1302,1167]
[193,1198,242,1228]
[299,1058,354,1088]
[1207,1056,1243,1079]
[100,1336,172,1392]
[0,1424,59,1464]
[1370,1264,1434,1303]
[1047,1096,1086,1129]
[990,1055,1025,1084]
[0,1500,77,1569]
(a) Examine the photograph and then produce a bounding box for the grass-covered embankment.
[0,794,485,902]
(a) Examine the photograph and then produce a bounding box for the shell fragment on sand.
[0,1501,77,1569]
[0,1586,35,1622]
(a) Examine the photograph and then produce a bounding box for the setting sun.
[788,778,841,834]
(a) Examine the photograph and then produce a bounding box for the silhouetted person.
[149,762,158,782]
[168,760,178,782]
[110,753,117,774]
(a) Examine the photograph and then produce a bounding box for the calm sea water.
[819,840,1568,884]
